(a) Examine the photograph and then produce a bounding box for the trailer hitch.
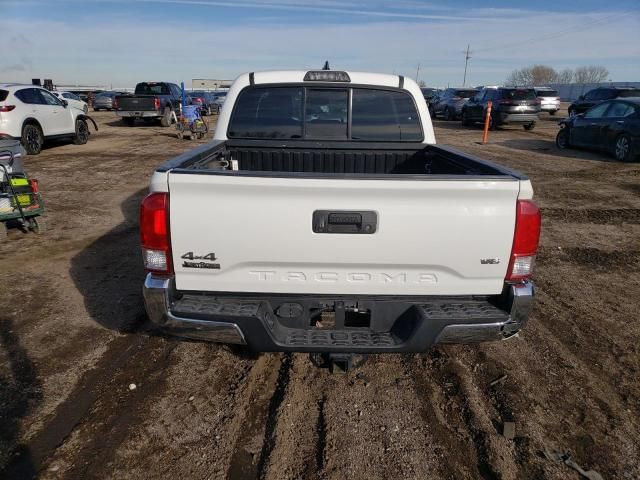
[309,353,369,373]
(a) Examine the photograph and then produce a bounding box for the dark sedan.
[568,87,640,116]
[556,98,640,162]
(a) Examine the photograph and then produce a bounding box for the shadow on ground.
[69,189,149,332]
[0,317,42,477]
[498,139,615,162]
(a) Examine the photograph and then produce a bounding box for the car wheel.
[73,119,89,145]
[556,128,570,149]
[488,114,496,130]
[444,107,454,121]
[614,134,633,162]
[21,123,43,155]
[160,107,172,127]
[93,108,100,112]
[568,108,575,117]
[123,117,135,127]
[461,110,472,127]
[523,122,535,131]
[549,110,556,116]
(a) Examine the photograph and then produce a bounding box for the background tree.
[505,64,558,86]
[556,68,574,84]
[573,65,609,83]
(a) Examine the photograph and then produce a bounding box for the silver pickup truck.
[141,70,540,370]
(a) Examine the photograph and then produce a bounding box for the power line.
[473,9,637,54]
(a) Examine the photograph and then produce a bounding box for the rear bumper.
[498,113,539,124]
[540,104,560,112]
[143,275,534,353]
[116,110,161,118]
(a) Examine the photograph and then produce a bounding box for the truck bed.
[158,140,525,178]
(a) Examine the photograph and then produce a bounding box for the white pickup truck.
[141,70,540,369]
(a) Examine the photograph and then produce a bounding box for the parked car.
[115,82,183,127]
[430,87,478,120]
[141,69,540,372]
[556,98,640,162]
[189,91,217,115]
[0,84,96,155]
[462,87,540,130]
[52,91,89,114]
[420,87,438,103]
[210,91,227,113]
[568,86,640,116]
[533,87,560,115]
[93,91,124,111]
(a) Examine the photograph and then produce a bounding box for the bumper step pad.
[418,302,509,321]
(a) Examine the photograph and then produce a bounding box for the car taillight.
[505,200,541,282]
[140,192,172,275]
[0,105,16,112]
[154,98,161,110]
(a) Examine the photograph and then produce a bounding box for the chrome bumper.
[143,275,246,344]
[143,274,534,348]
[116,111,161,118]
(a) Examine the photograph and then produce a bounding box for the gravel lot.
[1,107,639,480]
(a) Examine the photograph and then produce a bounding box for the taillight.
[140,192,172,275]
[0,105,16,112]
[505,200,541,282]
[154,98,161,110]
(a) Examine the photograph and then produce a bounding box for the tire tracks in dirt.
[0,333,175,479]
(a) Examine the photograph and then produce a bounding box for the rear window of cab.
[228,86,423,142]
[0,90,8,102]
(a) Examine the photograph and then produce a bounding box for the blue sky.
[1,0,639,88]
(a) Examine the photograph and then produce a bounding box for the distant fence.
[547,82,640,101]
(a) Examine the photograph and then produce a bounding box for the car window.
[604,102,636,118]
[352,88,422,141]
[0,89,8,102]
[598,89,614,100]
[15,88,45,105]
[228,87,303,139]
[583,90,599,101]
[584,102,611,118]
[536,90,558,97]
[453,89,477,99]
[62,93,72,99]
[618,90,640,98]
[39,89,62,106]
[135,83,170,95]
[501,89,536,100]
[305,89,348,139]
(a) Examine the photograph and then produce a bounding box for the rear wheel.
[444,107,454,121]
[549,110,557,116]
[21,123,43,155]
[461,110,472,127]
[556,128,570,149]
[160,107,172,127]
[73,119,89,145]
[615,134,633,162]
[93,108,100,112]
[523,122,535,131]
[28,217,45,234]
[123,117,135,127]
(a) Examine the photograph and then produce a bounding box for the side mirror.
[61,99,68,107]
[578,95,585,100]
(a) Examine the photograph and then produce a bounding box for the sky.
[1,0,639,89]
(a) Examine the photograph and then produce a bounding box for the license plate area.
[312,210,377,234]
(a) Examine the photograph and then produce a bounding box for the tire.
[123,117,135,127]
[93,108,100,112]
[160,107,172,127]
[614,134,633,162]
[444,107,454,121]
[556,128,570,149]
[428,105,435,118]
[523,122,535,131]
[461,110,472,127]
[549,110,556,116]
[488,114,496,131]
[73,119,89,145]
[21,123,43,155]
[568,108,575,117]
[28,217,45,234]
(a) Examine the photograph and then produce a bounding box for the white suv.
[0,84,94,155]
[52,91,89,114]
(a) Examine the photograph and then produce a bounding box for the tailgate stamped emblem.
[181,251,220,269]
[480,258,500,265]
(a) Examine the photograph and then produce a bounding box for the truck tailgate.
[117,96,157,111]
[168,173,520,296]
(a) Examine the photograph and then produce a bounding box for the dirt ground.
[1,106,639,480]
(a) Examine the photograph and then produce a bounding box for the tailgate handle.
[313,210,377,234]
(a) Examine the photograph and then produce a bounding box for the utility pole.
[463,44,471,86]
[415,63,421,83]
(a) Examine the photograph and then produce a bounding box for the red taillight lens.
[140,192,172,275]
[505,200,541,282]
[154,98,161,110]
[0,105,16,112]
